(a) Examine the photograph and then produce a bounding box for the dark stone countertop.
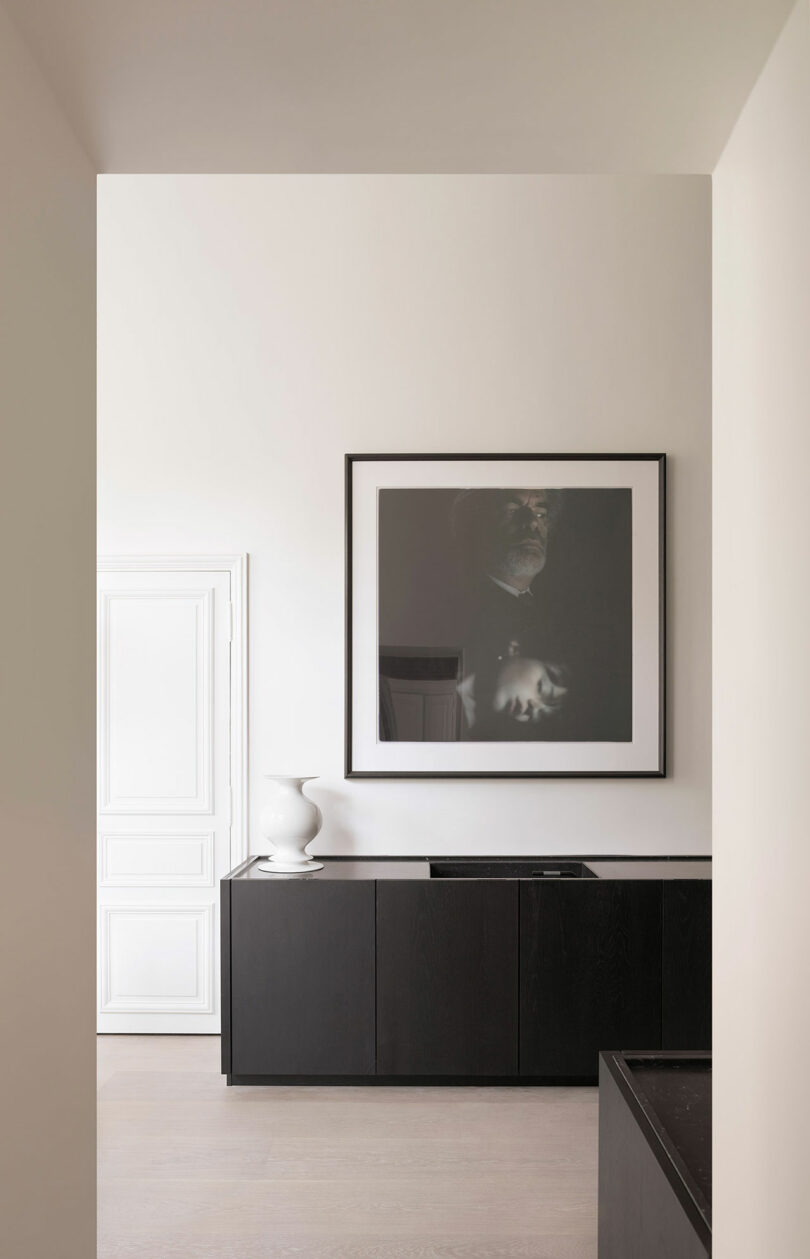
[226,855,711,881]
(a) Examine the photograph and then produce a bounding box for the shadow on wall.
[307,784,358,855]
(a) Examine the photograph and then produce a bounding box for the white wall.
[0,5,96,1257]
[99,175,711,856]
[713,3,810,1255]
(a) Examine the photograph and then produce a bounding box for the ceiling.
[3,0,794,173]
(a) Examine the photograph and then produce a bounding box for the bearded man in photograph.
[451,487,572,739]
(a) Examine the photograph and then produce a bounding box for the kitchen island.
[599,1050,711,1258]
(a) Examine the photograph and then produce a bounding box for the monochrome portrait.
[346,455,664,778]
[378,487,632,743]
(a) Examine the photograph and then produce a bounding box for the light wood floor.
[98,1036,598,1258]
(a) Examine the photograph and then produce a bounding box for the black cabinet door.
[230,879,375,1075]
[376,880,518,1076]
[520,881,663,1077]
[662,881,711,1049]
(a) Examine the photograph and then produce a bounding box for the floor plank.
[98,1036,598,1258]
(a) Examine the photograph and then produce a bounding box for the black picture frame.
[346,453,666,779]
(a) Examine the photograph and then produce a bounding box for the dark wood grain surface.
[220,878,231,1074]
[520,881,663,1077]
[662,881,712,1049]
[223,861,709,1082]
[230,879,375,1076]
[376,880,519,1075]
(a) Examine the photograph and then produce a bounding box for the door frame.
[97,554,249,866]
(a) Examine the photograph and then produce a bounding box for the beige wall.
[99,174,711,856]
[713,2,810,1255]
[0,6,96,1257]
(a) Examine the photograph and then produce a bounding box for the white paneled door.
[98,558,247,1032]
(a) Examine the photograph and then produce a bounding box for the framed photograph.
[346,453,665,778]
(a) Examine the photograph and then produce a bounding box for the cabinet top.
[229,859,431,882]
[224,856,711,882]
[585,860,711,880]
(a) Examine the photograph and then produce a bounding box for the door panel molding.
[98,554,248,864]
[97,555,247,1033]
[99,830,215,887]
[99,588,214,814]
[100,904,214,1013]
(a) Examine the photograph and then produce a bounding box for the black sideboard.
[221,856,711,1084]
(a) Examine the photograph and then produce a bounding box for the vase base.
[256,859,324,874]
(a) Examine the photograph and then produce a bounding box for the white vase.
[256,776,324,873]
